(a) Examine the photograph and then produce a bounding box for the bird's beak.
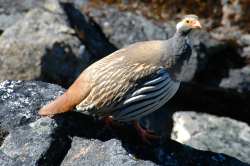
[192,20,202,29]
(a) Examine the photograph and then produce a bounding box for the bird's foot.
[102,116,121,128]
[133,121,160,144]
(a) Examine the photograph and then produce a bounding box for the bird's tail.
[38,74,90,116]
[38,92,75,116]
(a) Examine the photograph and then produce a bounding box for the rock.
[0,0,91,87]
[0,80,71,165]
[85,6,225,82]
[0,80,65,130]
[171,111,250,164]
[85,6,174,48]
[220,66,250,92]
[61,137,155,166]
[242,46,250,59]
[61,2,116,60]
[0,0,45,31]
[240,34,250,46]
[0,117,70,166]
[0,150,22,166]
[221,0,250,30]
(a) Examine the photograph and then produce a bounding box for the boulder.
[61,138,155,166]
[0,0,45,31]
[0,0,90,87]
[0,117,70,165]
[171,111,250,164]
[220,66,250,92]
[0,80,64,130]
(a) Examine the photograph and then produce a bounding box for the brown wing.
[76,59,160,115]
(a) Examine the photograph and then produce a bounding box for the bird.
[39,15,202,142]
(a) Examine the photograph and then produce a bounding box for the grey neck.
[161,30,192,77]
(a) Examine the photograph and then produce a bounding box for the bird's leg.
[102,116,114,126]
[132,121,160,143]
[102,116,121,129]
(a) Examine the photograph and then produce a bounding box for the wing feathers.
[113,69,180,121]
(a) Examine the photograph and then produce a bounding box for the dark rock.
[171,111,250,164]
[0,80,70,165]
[85,6,174,48]
[0,117,70,166]
[220,66,250,92]
[61,137,155,166]
[0,0,91,87]
[61,2,117,60]
[0,80,64,130]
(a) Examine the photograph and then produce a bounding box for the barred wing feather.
[113,69,180,121]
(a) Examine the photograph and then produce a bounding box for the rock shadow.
[52,111,248,165]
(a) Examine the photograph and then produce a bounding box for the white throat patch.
[176,21,184,31]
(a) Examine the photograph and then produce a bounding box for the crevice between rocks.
[37,123,72,166]
[193,40,246,86]
[0,126,8,146]
[61,2,117,61]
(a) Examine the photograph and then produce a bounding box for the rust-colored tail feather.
[38,92,74,116]
[38,73,90,116]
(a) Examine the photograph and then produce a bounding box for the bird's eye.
[186,20,190,23]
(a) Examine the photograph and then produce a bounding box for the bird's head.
[176,15,202,35]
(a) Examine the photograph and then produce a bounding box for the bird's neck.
[170,31,190,56]
[161,30,192,78]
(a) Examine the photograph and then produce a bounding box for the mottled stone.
[0,0,90,87]
[220,66,250,92]
[172,111,250,164]
[62,137,156,166]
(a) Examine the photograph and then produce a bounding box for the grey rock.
[86,6,174,48]
[0,117,70,166]
[240,34,250,46]
[0,0,45,31]
[0,0,91,87]
[62,137,155,166]
[62,2,117,60]
[0,151,18,166]
[171,111,250,164]
[0,80,64,130]
[242,46,250,59]
[86,6,224,82]
[220,66,250,92]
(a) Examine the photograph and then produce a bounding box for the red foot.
[133,121,160,144]
[102,116,114,126]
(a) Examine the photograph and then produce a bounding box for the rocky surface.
[61,138,155,166]
[0,0,250,165]
[171,111,250,164]
[220,66,250,92]
[0,0,90,87]
[0,0,45,31]
[0,80,249,166]
[0,80,64,130]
